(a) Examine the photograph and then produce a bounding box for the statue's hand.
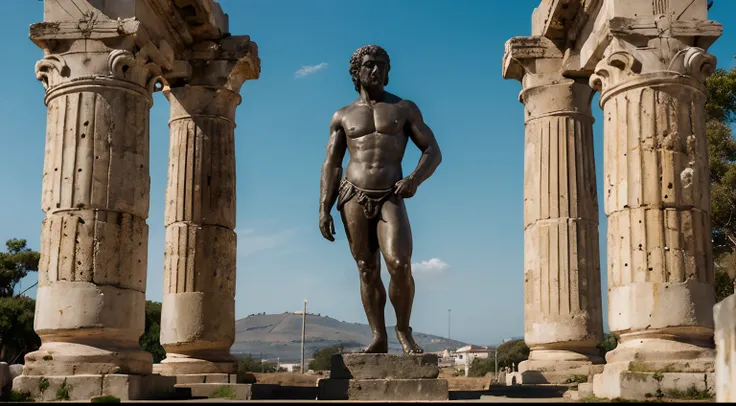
[394,176,418,198]
[319,211,336,242]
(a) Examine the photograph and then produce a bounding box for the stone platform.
[514,360,605,384]
[156,370,275,400]
[12,374,181,401]
[592,364,715,400]
[318,353,448,401]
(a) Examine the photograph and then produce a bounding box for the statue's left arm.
[397,100,442,196]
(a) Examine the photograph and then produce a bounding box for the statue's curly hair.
[349,45,391,93]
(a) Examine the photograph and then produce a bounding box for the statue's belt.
[337,179,394,219]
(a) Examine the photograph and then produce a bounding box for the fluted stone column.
[156,37,260,378]
[13,19,177,401]
[589,20,721,399]
[503,36,604,384]
[714,294,736,402]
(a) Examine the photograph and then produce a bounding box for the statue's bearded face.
[358,54,389,90]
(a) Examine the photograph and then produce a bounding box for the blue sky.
[1,0,735,346]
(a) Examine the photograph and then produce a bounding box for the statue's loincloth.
[336,179,394,219]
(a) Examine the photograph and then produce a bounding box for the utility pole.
[448,309,451,341]
[300,299,307,373]
[494,348,499,382]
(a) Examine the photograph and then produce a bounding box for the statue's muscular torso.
[333,93,414,191]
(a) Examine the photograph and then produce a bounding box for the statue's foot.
[362,335,389,353]
[397,327,424,354]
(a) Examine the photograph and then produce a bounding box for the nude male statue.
[318,45,443,354]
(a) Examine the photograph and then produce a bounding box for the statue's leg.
[377,196,423,354]
[339,199,388,353]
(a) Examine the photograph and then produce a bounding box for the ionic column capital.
[587,13,721,104]
[31,19,176,100]
[165,35,260,95]
[589,42,717,104]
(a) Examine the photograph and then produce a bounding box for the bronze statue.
[319,45,443,354]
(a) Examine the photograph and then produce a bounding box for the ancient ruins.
[11,0,259,400]
[503,0,736,400]
[7,0,736,402]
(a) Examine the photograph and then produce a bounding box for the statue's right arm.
[319,111,347,215]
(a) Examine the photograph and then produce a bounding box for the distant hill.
[232,312,469,362]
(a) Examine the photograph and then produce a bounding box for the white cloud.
[412,258,449,273]
[238,228,299,257]
[294,62,328,78]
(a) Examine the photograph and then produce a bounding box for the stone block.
[347,378,449,401]
[592,365,715,400]
[317,378,349,400]
[515,362,604,384]
[176,383,279,400]
[578,382,594,397]
[12,374,178,401]
[714,294,736,402]
[8,365,23,381]
[330,353,439,379]
[177,383,252,400]
[170,373,239,385]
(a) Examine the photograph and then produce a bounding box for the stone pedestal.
[503,36,604,385]
[318,353,448,401]
[588,19,721,401]
[157,36,259,377]
[714,294,736,402]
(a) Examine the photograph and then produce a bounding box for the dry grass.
[438,367,489,391]
[252,372,321,387]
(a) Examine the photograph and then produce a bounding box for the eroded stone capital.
[502,36,563,84]
[589,42,717,103]
[165,35,260,94]
[32,20,176,98]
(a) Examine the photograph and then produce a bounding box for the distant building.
[279,363,300,373]
[454,345,489,377]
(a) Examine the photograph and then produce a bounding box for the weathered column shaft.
[23,37,161,377]
[592,46,716,361]
[522,81,604,355]
[159,86,239,373]
[503,36,604,384]
[156,37,260,376]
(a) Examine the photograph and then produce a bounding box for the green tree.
[468,354,494,377]
[139,301,166,363]
[0,239,41,298]
[0,239,41,363]
[707,67,736,300]
[308,344,343,371]
[596,333,617,358]
[495,339,529,370]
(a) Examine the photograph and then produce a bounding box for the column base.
[22,342,152,376]
[592,337,715,400]
[516,349,604,384]
[592,365,715,400]
[11,373,179,401]
[154,354,236,375]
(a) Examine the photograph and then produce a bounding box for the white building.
[454,345,490,377]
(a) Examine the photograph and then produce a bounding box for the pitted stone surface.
[330,353,439,379]
[347,378,448,401]
[12,374,178,401]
